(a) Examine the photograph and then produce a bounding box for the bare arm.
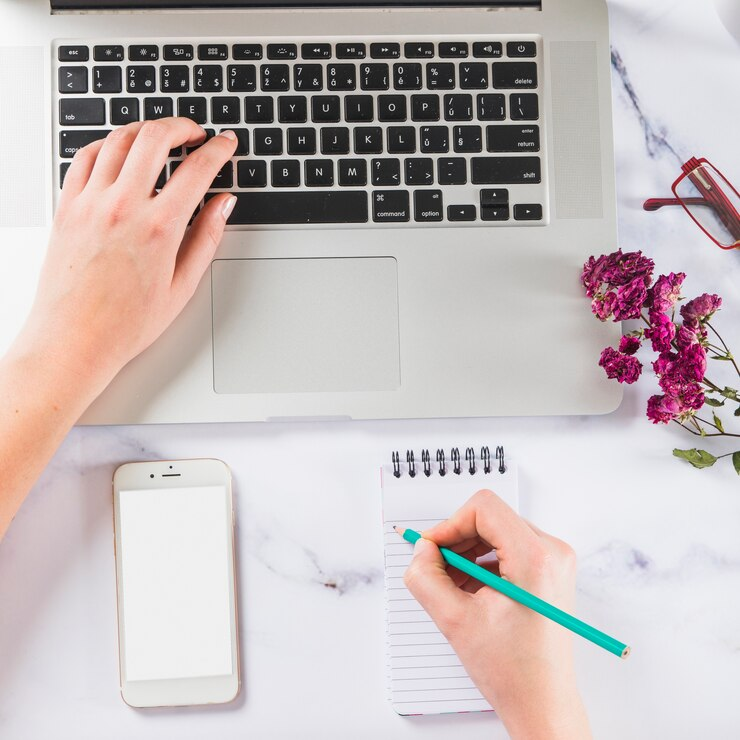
[0,118,237,541]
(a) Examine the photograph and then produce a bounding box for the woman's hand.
[403,490,591,739]
[17,117,237,391]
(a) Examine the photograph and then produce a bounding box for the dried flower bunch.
[582,249,739,473]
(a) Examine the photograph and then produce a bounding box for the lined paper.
[381,459,518,716]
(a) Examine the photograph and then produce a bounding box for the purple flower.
[653,351,677,376]
[591,291,617,321]
[646,312,676,353]
[679,343,707,383]
[605,250,655,287]
[613,277,648,321]
[678,383,705,413]
[680,293,722,323]
[648,272,685,313]
[675,324,703,350]
[599,346,642,384]
[581,254,613,298]
[647,394,681,424]
[619,335,641,355]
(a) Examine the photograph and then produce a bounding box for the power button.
[507,41,537,58]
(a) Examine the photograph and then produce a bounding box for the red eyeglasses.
[643,157,740,250]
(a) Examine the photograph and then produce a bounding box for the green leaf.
[710,355,733,361]
[673,448,718,469]
[735,405,740,417]
[705,398,725,407]
[733,452,740,476]
[713,413,725,433]
[721,387,739,401]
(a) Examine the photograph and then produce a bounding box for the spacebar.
[211,192,369,224]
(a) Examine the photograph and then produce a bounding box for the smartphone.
[112,459,239,708]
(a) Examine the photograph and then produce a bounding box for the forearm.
[0,334,106,541]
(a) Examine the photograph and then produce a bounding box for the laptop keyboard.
[55,37,547,228]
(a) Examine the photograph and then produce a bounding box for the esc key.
[58,45,89,62]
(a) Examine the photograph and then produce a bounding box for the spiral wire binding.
[465,447,476,474]
[481,446,491,474]
[392,450,401,478]
[390,446,506,477]
[436,449,447,476]
[421,449,432,477]
[495,445,506,473]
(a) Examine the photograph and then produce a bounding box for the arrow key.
[58,66,87,94]
[513,203,543,221]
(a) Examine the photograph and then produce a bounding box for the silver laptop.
[0,0,621,423]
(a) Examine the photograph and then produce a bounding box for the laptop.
[0,0,621,423]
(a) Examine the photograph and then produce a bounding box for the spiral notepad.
[381,446,518,716]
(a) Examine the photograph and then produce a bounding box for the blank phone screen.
[118,486,233,682]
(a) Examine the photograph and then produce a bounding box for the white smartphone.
[112,459,240,708]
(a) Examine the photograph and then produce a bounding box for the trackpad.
[211,258,400,394]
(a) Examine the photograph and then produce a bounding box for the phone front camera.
[150,474,154,478]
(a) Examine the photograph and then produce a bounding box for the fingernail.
[218,129,237,141]
[221,195,237,221]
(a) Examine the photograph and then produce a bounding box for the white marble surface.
[1,1,740,738]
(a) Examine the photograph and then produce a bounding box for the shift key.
[471,156,540,184]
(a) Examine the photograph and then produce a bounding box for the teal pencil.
[396,527,630,660]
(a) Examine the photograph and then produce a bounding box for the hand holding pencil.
[401,489,594,740]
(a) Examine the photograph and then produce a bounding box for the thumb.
[404,538,469,633]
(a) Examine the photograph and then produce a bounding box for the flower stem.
[706,321,740,377]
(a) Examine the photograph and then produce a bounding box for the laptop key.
[144,97,173,120]
[278,96,307,123]
[327,64,356,91]
[110,98,139,125]
[161,65,190,93]
[386,126,416,154]
[471,156,541,184]
[453,125,482,153]
[302,43,332,59]
[288,127,316,155]
[336,43,366,59]
[459,63,488,90]
[197,44,228,60]
[129,45,159,61]
[227,65,256,92]
[254,128,283,155]
[472,42,502,59]
[426,63,455,90]
[414,190,443,222]
[60,162,71,188]
[216,191,369,224]
[360,63,389,91]
[59,46,89,62]
[59,66,87,94]
[447,204,476,221]
[245,96,274,123]
[393,63,422,91]
[480,189,508,207]
[404,157,434,186]
[233,44,263,60]
[486,124,539,152]
[92,67,122,93]
[481,204,510,221]
[354,126,383,154]
[221,128,249,155]
[177,97,207,124]
[439,42,468,58]
[437,157,467,185]
[305,159,334,186]
[320,127,350,154]
[420,126,449,154]
[271,160,300,187]
[444,94,473,121]
[267,43,297,60]
[338,159,367,186]
[261,64,290,92]
[411,94,440,122]
[513,203,543,220]
[372,190,409,223]
[378,95,407,122]
[311,96,341,122]
[370,42,400,59]
[93,45,124,62]
[211,161,234,189]
[372,158,401,186]
[507,41,537,58]
[492,62,537,89]
[237,160,267,187]
[294,64,323,91]
[163,45,194,61]
[59,129,108,158]
[59,98,105,126]
[212,96,241,124]
[404,42,434,59]
[345,95,374,123]
[126,65,156,93]
[509,93,539,120]
[477,93,505,121]
[194,65,223,92]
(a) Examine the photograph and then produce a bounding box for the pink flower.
[680,293,722,323]
[613,277,648,321]
[678,383,705,413]
[604,250,655,287]
[599,347,642,384]
[647,394,681,424]
[648,272,685,313]
[675,324,703,350]
[591,291,617,321]
[646,312,676,353]
[679,343,707,383]
[581,254,613,298]
[619,335,641,355]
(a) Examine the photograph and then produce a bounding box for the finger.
[115,117,208,192]
[170,193,235,302]
[84,123,146,189]
[424,489,541,569]
[57,139,107,210]
[404,538,469,635]
[160,130,237,220]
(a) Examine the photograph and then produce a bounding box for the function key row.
[58,40,537,63]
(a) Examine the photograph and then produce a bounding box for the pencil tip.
[393,525,403,535]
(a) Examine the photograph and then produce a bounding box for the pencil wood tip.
[393,525,404,536]
[621,646,631,660]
